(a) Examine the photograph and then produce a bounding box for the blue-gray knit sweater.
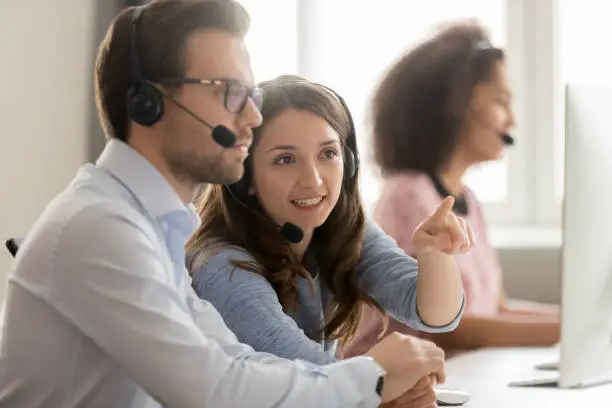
[189,219,463,365]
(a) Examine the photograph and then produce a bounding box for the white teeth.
[292,197,323,207]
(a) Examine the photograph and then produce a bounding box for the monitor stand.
[504,361,560,388]
[534,361,559,371]
[508,372,612,389]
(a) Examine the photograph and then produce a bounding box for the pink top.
[344,172,502,356]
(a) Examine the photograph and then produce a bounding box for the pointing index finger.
[431,196,455,224]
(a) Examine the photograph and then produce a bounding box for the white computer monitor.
[557,83,612,388]
[514,84,612,389]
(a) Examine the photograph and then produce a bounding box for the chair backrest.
[4,238,23,258]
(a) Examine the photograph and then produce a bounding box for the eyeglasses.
[158,77,263,114]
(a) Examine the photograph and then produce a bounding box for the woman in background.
[187,75,474,408]
[345,21,560,357]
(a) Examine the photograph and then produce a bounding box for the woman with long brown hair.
[186,75,472,406]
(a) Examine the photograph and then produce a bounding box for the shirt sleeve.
[354,218,463,333]
[34,204,384,408]
[191,248,336,366]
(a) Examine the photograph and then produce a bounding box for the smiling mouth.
[291,196,325,208]
[232,144,249,153]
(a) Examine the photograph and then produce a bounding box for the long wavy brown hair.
[186,75,382,342]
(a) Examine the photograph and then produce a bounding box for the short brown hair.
[94,0,249,142]
[372,20,505,175]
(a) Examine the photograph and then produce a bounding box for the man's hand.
[365,333,445,403]
[380,375,437,408]
[412,196,474,255]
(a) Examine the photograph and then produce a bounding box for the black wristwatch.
[375,375,384,397]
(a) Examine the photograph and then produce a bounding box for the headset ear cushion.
[227,156,253,199]
[126,81,164,126]
[228,179,249,199]
[344,148,356,180]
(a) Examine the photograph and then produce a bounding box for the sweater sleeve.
[353,219,463,333]
[190,247,336,365]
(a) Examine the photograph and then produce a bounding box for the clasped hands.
[380,373,438,408]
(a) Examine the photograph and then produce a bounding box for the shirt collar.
[96,139,200,234]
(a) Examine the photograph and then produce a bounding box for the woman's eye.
[497,98,510,108]
[322,148,339,160]
[274,155,294,165]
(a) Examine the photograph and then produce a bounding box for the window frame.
[482,0,563,229]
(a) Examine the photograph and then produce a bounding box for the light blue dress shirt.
[0,139,384,408]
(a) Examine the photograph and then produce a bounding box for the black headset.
[126,6,165,126]
[324,85,360,188]
[227,82,360,200]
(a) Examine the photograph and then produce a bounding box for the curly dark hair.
[186,75,382,342]
[372,20,505,175]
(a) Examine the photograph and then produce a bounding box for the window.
[238,0,299,81]
[296,0,509,215]
[558,1,612,87]
[239,0,567,229]
[556,1,612,199]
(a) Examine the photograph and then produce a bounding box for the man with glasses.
[0,1,446,407]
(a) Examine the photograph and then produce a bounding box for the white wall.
[0,0,101,297]
[500,247,561,304]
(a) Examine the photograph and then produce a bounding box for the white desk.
[442,347,612,407]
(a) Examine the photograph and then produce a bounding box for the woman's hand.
[412,196,474,255]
